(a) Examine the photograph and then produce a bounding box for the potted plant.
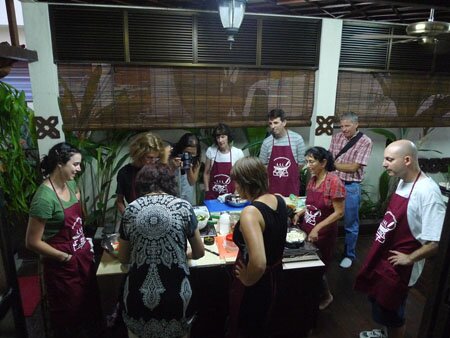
[66,130,132,233]
[0,82,39,218]
[0,81,39,248]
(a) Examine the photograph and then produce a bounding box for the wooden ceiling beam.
[5,0,19,46]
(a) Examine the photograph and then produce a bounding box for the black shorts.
[369,297,406,328]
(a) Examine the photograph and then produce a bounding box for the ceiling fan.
[355,9,450,46]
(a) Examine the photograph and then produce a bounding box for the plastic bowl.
[194,210,209,230]
[225,194,249,208]
[285,227,307,249]
[224,233,238,252]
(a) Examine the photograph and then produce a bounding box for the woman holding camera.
[172,133,202,205]
[204,123,244,200]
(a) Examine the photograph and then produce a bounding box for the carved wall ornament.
[36,116,60,139]
[315,115,334,136]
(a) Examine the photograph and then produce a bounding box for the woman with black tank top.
[227,157,288,338]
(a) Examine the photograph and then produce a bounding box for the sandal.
[319,294,333,310]
[359,328,387,338]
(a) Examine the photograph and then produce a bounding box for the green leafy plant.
[360,184,384,220]
[66,131,132,228]
[0,81,39,223]
[242,127,267,157]
[369,127,442,215]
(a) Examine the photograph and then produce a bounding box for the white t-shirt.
[395,176,445,285]
[205,146,244,165]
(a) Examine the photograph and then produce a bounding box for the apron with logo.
[268,132,300,196]
[205,149,233,200]
[354,173,422,311]
[300,176,337,267]
[43,181,101,329]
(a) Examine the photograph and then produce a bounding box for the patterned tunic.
[119,193,198,338]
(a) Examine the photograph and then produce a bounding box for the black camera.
[179,152,193,171]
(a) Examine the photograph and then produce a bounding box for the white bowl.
[194,210,209,230]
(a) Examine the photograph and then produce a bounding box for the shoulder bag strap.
[334,131,363,160]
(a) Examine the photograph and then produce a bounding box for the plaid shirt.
[329,131,373,182]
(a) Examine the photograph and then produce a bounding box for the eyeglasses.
[144,155,160,163]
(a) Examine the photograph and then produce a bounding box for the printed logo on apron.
[212,174,232,195]
[375,211,397,244]
[71,216,86,251]
[304,204,322,226]
[272,156,291,178]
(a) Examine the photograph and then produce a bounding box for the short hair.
[129,132,163,163]
[304,147,335,172]
[268,109,286,121]
[172,133,201,157]
[230,157,268,199]
[135,162,177,197]
[40,142,80,177]
[212,123,233,145]
[339,111,358,123]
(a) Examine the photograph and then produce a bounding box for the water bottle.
[219,212,231,235]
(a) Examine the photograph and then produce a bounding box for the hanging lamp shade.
[218,0,246,47]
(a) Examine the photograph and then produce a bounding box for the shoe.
[359,328,387,338]
[339,257,352,268]
[319,294,333,310]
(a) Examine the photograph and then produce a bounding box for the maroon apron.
[354,173,422,311]
[267,132,300,196]
[300,176,338,267]
[43,181,100,329]
[227,251,281,338]
[205,149,234,200]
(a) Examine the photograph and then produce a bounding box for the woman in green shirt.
[26,142,101,338]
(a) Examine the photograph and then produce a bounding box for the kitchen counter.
[96,236,324,276]
[96,240,325,338]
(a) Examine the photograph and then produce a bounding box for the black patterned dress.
[119,193,198,338]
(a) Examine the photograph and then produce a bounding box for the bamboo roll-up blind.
[335,71,450,127]
[58,64,315,131]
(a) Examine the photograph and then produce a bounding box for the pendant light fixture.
[218,0,247,49]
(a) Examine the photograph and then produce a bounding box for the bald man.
[355,140,445,338]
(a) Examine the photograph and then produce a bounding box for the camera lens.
[181,152,192,170]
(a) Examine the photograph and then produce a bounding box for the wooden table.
[96,238,325,338]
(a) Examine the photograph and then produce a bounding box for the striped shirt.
[259,130,306,166]
[329,131,372,182]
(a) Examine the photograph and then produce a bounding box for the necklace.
[48,177,66,194]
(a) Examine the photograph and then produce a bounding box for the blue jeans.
[343,182,361,260]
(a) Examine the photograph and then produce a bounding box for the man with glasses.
[329,112,373,268]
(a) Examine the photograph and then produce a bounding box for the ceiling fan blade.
[351,34,414,40]
[391,38,420,45]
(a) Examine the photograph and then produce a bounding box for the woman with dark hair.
[26,142,101,337]
[118,163,204,338]
[172,133,202,205]
[204,123,244,200]
[227,157,287,338]
[294,146,346,310]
